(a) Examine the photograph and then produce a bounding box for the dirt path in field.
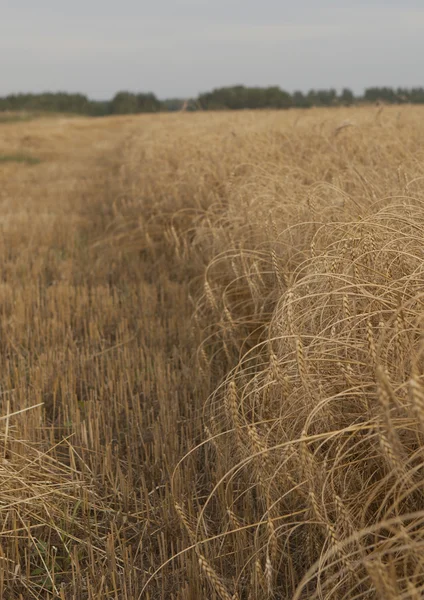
[0,116,205,598]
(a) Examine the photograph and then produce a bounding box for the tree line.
[1,86,424,115]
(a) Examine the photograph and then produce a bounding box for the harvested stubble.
[2,106,424,599]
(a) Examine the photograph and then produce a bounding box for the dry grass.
[2,106,424,599]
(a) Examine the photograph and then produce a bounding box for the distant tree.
[408,88,424,104]
[340,88,355,106]
[197,85,292,110]
[110,92,139,114]
[2,85,424,117]
[364,87,398,104]
[136,93,161,112]
[88,101,111,116]
[110,91,160,114]
[305,90,315,106]
[292,91,310,108]
[0,92,92,114]
[265,86,292,108]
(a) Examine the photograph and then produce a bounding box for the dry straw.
[3,106,424,598]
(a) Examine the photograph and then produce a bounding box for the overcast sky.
[1,0,423,99]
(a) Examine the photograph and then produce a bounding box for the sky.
[1,0,423,99]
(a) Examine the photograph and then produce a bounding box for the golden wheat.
[2,106,424,599]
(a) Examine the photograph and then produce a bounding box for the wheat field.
[1,106,424,599]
